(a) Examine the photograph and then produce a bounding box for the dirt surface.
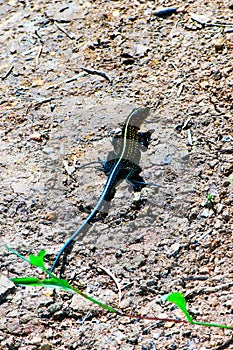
[1,1,233,349]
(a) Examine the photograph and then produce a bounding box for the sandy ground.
[0,1,233,349]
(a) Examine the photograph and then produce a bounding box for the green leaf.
[162,292,193,323]
[46,277,72,290]
[12,277,42,286]
[29,250,46,270]
[11,276,73,291]
[207,194,214,203]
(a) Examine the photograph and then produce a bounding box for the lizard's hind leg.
[127,174,166,192]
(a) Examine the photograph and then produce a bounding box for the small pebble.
[164,321,175,328]
[152,331,162,340]
[155,7,177,17]
[214,219,222,229]
[209,159,218,168]
[223,180,230,187]
[183,330,192,337]
[29,131,42,141]
[126,337,138,345]
[216,203,224,214]
[170,242,180,256]
[41,344,52,350]
[222,209,230,221]
[200,208,214,218]
[30,336,42,345]
[146,279,158,287]
[44,212,58,221]
[199,266,209,274]
[212,37,225,51]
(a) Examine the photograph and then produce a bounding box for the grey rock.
[0,275,16,303]
[200,208,214,218]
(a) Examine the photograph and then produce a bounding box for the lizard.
[50,107,152,274]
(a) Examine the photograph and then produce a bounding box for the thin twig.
[54,21,75,40]
[177,82,184,96]
[77,161,102,169]
[82,67,112,83]
[1,64,14,80]
[47,72,87,89]
[167,62,178,71]
[98,265,122,306]
[187,129,193,146]
[35,45,43,67]
[34,97,56,108]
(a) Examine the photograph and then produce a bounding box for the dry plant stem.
[98,265,122,306]
[47,72,87,89]
[82,67,112,83]
[177,83,184,96]
[34,97,56,108]
[1,64,14,80]
[187,129,193,146]
[54,21,75,40]
[167,62,178,71]
[35,45,43,67]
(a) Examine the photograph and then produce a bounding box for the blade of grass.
[6,246,233,330]
[193,321,233,330]
[7,246,120,314]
